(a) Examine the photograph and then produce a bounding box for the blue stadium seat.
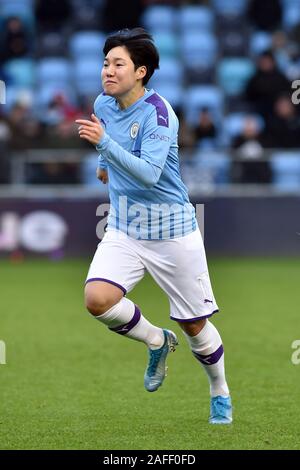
[69,32,105,59]
[220,29,249,57]
[179,161,200,193]
[275,50,293,76]
[37,58,72,85]
[282,3,300,30]
[152,32,179,58]
[217,58,255,96]
[212,0,248,17]
[271,152,300,191]
[0,2,34,29]
[74,59,102,95]
[0,0,33,3]
[150,58,183,87]
[196,151,231,185]
[196,137,219,151]
[38,32,67,57]
[222,112,246,142]
[181,31,217,69]
[35,83,76,108]
[183,86,224,126]
[72,5,101,30]
[81,152,109,193]
[142,5,177,32]
[0,0,33,5]
[178,6,214,32]
[249,31,273,56]
[222,112,265,145]
[182,151,230,192]
[3,59,35,87]
[76,78,101,96]
[5,86,34,111]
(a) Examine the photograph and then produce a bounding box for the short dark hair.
[103,28,160,85]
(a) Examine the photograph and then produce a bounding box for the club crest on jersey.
[130,122,139,139]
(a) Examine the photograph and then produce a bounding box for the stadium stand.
[0,0,299,191]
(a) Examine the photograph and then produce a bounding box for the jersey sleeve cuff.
[97,157,107,169]
[95,132,110,151]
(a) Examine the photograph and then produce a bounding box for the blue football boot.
[209,395,233,424]
[144,329,178,392]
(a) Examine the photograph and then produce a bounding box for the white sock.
[94,297,164,349]
[184,320,229,397]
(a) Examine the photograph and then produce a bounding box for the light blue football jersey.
[94,88,197,239]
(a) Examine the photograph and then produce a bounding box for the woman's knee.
[85,292,108,316]
[84,281,123,316]
[179,318,207,336]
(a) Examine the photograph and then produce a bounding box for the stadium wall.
[0,196,299,256]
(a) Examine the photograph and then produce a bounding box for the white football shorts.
[86,228,219,322]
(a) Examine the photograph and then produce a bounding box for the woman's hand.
[96,168,109,184]
[76,114,104,145]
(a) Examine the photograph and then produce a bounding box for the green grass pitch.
[0,257,299,450]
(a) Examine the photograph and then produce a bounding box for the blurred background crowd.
[1,0,300,191]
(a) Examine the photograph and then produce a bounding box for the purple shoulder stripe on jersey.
[85,277,127,295]
[109,305,141,335]
[192,344,224,365]
[145,93,169,127]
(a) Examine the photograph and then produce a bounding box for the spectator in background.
[78,96,94,119]
[41,93,84,147]
[8,99,41,149]
[193,107,217,147]
[35,0,71,32]
[264,94,300,149]
[1,17,31,63]
[43,93,79,127]
[245,50,290,120]
[248,0,282,31]
[176,109,195,151]
[231,116,272,184]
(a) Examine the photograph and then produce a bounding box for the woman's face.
[101,46,145,98]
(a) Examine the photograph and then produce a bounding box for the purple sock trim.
[85,278,127,295]
[109,305,141,335]
[192,344,224,365]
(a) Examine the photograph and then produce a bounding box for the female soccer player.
[76,28,232,424]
